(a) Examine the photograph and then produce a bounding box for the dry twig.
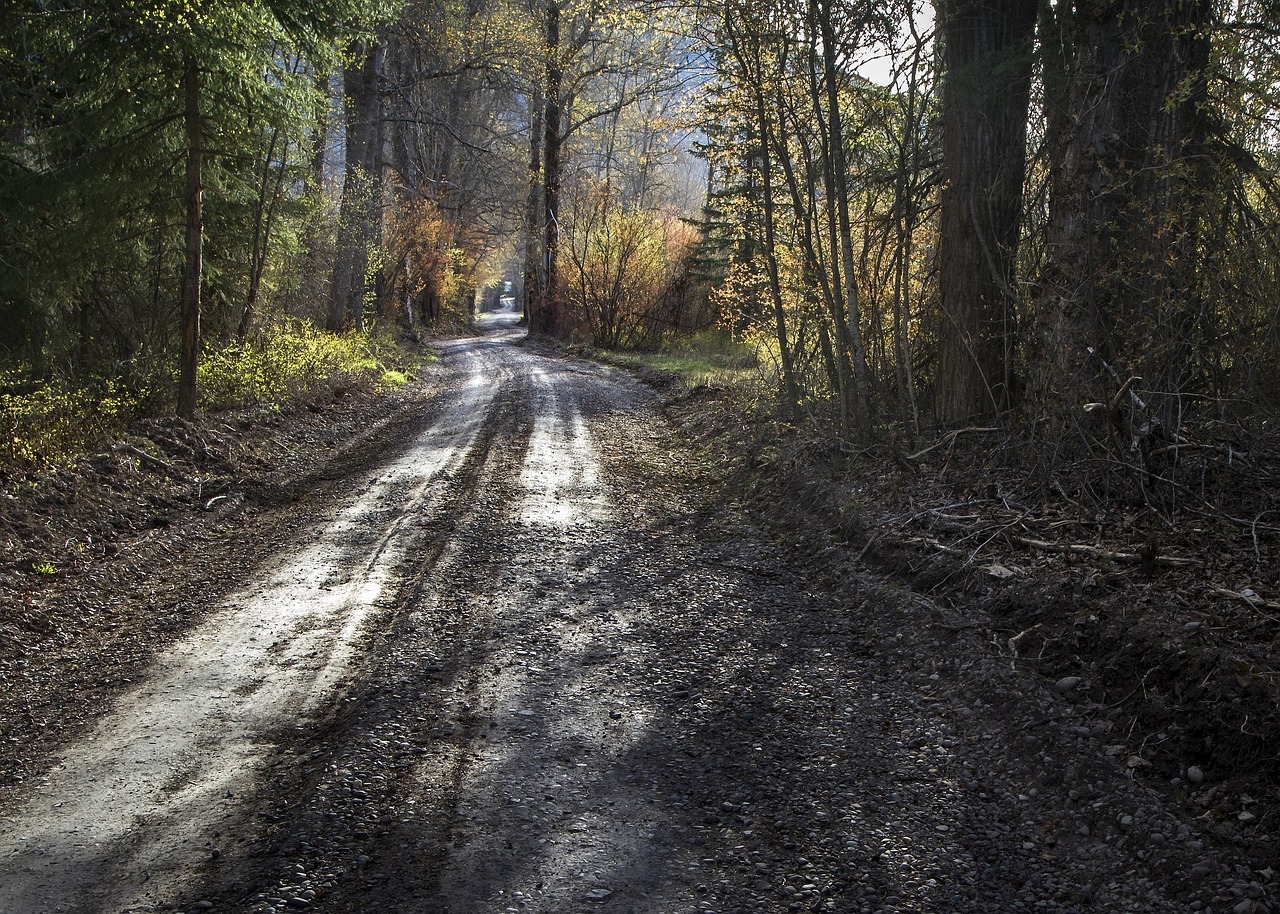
[1009,535,1200,567]
[1208,586,1280,612]
[906,427,999,461]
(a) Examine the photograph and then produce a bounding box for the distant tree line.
[1,0,705,421]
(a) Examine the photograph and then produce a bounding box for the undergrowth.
[595,327,761,389]
[0,320,426,472]
[199,320,420,411]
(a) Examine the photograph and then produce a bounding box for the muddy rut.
[1,315,1273,914]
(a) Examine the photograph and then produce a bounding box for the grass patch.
[621,352,735,383]
[1,320,430,473]
[381,368,412,388]
[596,327,760,388]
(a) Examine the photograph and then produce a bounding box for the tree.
[932,0,1037,423]
[520,0,697,337]
[805,0,877,437]
[701,0,911,435]
[328,37,386,332]
[712,0,803,416]
[178,53,204,418]
[1030,0,1213,427]
[0,0,385,413]
[537,0,565,334]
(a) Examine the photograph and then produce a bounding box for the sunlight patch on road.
[424,551,674,913]
[518,367,608,529]
[0,345,500,913]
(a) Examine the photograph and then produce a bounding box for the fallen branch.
[1007,622,1043,658]
[112,442,202,491]
[906,427,999,461]
[114,442,179,476]
[1145,442,1250,463]
[1009,535,1201,567]
[1208,587,1280,612]
[905,536,967,557]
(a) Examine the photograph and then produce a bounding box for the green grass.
[597,327,760,387]
[381,368,412,388]
[1,320,430,472]
[618,351,746,385]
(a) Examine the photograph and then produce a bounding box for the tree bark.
[536,0,563,337]
[522,85,545,325]
[933,0,1037,423]
[1030,0,1213,424]
[327,39,383,332]
[177,54,203,420]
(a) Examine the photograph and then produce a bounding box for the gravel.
[1,316,1274,913]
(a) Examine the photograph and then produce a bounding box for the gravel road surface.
[0,314,1273,913]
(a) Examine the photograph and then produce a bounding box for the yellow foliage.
[384,196,481,321]
[198,319,401,410]
[0,372,144,467]
[564,185,699,348]
[0,321,421,471]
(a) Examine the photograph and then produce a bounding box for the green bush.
[198,320,393,411]
[1,321,423,471]
[0,371,148,467]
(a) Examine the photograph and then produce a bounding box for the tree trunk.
[814,0,872,437]
[239,125,286,339]
[177,54,203,420]
[537,0,563,337]
[933,0,1037,423]
[890,34,927,434]
[522,86,545,326]
[803,16,854,429]
[1030,0,1212,424]
[756,114,802,422]
[327,39,383,332]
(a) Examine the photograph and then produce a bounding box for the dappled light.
[2,2,1279,913]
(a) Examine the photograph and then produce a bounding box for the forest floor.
[0,313,1276,913]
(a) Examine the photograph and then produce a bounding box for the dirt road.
[0,315,1273,913]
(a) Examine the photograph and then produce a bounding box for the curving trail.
[0,314,1269,914]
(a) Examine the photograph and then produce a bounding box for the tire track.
[0,327,516,914]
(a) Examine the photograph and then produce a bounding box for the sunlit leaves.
[563,178,697,347]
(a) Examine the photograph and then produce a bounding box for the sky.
[855,1,937,87]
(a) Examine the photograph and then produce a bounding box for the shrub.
[198,320,390,411]
[0,371,148,467]
[0,321,421,471]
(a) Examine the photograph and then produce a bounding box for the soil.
[0,312,1275,913]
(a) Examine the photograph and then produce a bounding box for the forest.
[3,3,1280,906]
[3,0,1280,491]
